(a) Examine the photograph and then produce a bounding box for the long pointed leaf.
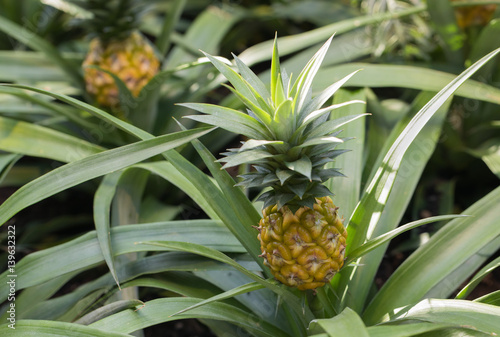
[0,127,213,226]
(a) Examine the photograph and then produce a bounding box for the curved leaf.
[90,297,288,337]
[0,127,213,226]
[0,320,132,337]
[0,221,243,300]
[0,116,104,162]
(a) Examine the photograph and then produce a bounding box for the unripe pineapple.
[83,31,159,107]
[72,0,160,108]
[182,36,364,290]
[259,196,347,290]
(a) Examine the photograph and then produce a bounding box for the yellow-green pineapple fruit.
[83,31,159,107]
[75,0,160,107]
[183,36,363,290]
[259,196,347,290]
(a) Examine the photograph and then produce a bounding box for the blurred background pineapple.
[73,0,160,108]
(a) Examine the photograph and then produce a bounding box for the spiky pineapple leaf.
[295,136,343,149]
[276,169,294,185]
[202,52,265,110]
[270,35,283,106]
[233,53,271,103]
[290,36,333,115]
[223,84,273,127]
[285,156,312,180]
[273,98,294,139]
[300,70,362,123]
[180,102,270,139]
[185,114,263,139]
[239,139,284,152]
[308,113,369,138]
[218,150,275,169]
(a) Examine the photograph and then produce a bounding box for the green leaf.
[219,150,274,169]
[224,84,273,128]
[237,6,425,67]
[469,19,500,78]
[273,98,294,139]
[239,139,284,152]
[203,52,263,109]
[0,16,82,86]
[180,102,269,139]
[341,47,500,315]
[233,53,271,103]
[0,51,68,82]
[271,35,283,105]
[302,101,365,125]
[294,136,343,149]
[0,220,243,300]
[134,162,219,220]
[156,0,186,55]
[286,156,312,180]
[138,241,314,326]
[315,63,500,106]
[164,6,242,70]
[170,282,265,317]
[1,84,151,140]
[301,70,362,123]
[75,300,144,325]
[456,255,500,299]
[0,127,213,226]
[467,138,500,178]
[291,36,333,114]
[325,89,367,220]
[367,322,454,337]
[90,297,288,337]
[161,149,264,270]
[363,186,500,324]
[0,320,133,337]
[475,291,500,306]
[426,0,464,66]
[93,171,124,287]
[312,307,369,337]
[345,215,467,265]
[388,299,500,335]
[0,116,104,162]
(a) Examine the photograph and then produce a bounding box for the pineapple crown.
[67,0,146,44]
[182,36,365,211]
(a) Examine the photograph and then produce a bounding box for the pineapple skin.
[83,31,160,108]
[258,196,347,290]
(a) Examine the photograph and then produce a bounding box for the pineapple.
[182,37,364,290]
[76,0,160,107]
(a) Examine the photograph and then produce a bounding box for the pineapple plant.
[75,0,160,108]
[182,37,363,290]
